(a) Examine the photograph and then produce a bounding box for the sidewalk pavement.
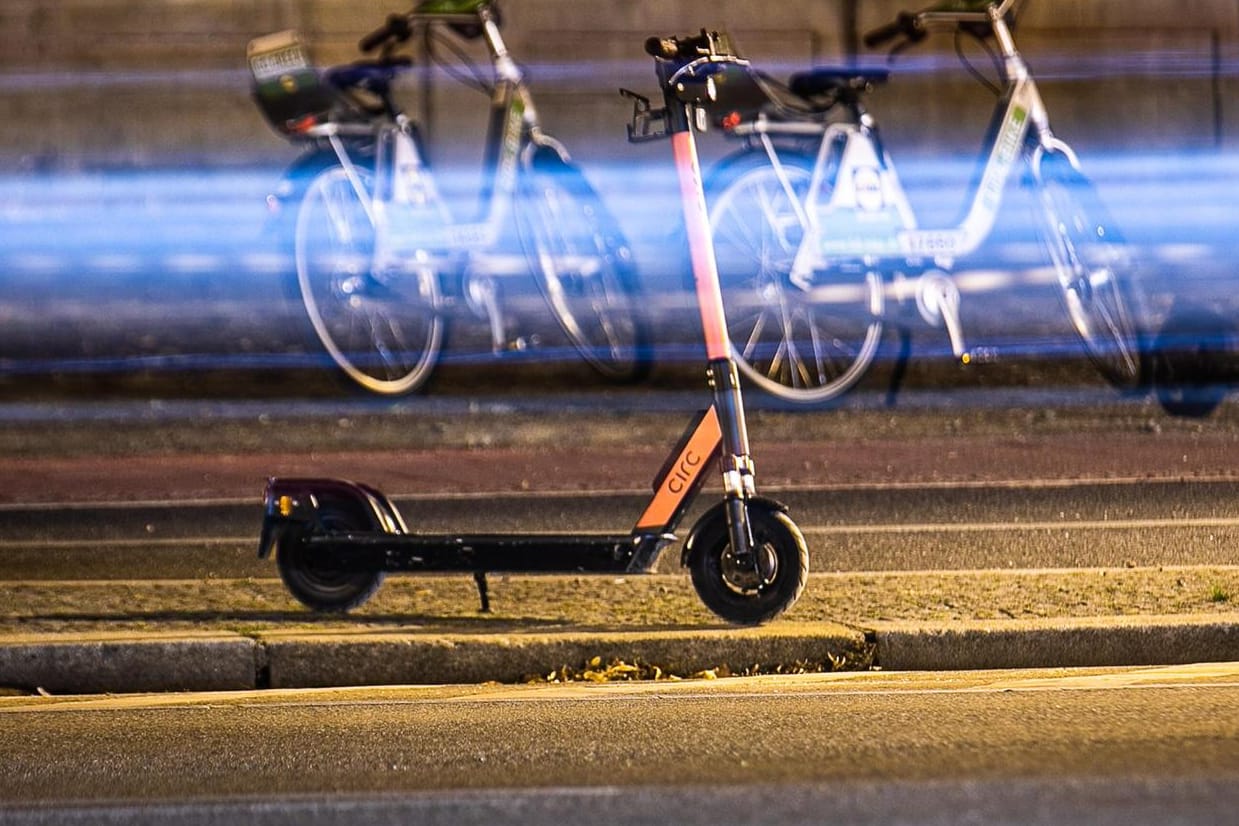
[2,569,1237,695]
[1,401,1236,695]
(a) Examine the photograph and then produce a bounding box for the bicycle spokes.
[1040,167,1143,388]
[296,165,444,395]
[520,160,649,380]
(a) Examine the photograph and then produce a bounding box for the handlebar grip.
[359,23,392,53]
[862,12,920,49]
[644,36,680,60]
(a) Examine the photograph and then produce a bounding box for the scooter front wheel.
[687,501,808,625]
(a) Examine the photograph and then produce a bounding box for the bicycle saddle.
[324,58,413,94]
[787,67,889,103]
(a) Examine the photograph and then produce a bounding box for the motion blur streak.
[0,145,1235,386]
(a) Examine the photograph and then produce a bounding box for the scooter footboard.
[258,477,405,559]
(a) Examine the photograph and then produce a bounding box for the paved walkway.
[2,400,1236,695]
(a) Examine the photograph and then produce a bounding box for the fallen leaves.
[530,654,851,684]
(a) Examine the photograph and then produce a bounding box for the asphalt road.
[2,664,1237,824]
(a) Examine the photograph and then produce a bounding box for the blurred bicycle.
[248,0,650,395]
[697,0,1145,404]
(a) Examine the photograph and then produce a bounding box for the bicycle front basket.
[247,30,336,137]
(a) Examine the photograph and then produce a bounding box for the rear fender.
[258,477,405,559]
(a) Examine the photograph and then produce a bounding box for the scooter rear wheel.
[277,503,385,613]
[688,502,808,625]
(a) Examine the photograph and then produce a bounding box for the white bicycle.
[701,0,1145,404]
[248,0,650,395]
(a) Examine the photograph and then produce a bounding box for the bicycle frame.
[712,1,1078,362]
[251,2,652,396]
[662,0,1139,405]
[778,4,1074,275]
[305,6,564,259]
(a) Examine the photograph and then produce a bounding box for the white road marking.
[803,516,1239,536]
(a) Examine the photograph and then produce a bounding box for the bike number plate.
[247,31,312,82]
[247,31,333,135]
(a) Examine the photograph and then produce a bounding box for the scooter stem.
[672,131,730,363]
[670,121,757,559]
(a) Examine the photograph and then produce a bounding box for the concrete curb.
[256,624,870,688]
[3,617,1238,695]
[872,615,1239,671]
[0,631,258,695]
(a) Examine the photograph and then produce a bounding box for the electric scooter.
[257,29,808,625]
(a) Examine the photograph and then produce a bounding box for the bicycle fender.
[1029,141,1082,186]
[525,139,571,169]
[680,496,790,568]
[258,477,404,559]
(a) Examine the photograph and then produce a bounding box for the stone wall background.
[0,0,1234,171]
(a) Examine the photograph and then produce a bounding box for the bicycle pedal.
[505,335,541,352]
[961,347,999,366]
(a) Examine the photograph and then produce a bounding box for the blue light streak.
[0,147,1235,388]
[2,25,1238,409]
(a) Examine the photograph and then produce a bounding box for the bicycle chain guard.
[916,271,967,359]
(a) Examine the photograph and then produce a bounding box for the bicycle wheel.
[518,154,652,382]
[295,163,444,395]
[1036,155,1144,390]
[1152,301,1235,418]
[706,150,884,405]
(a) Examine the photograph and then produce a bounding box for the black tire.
[295,161,445,395]
[705,149,885,405]
[518,153,652,383]
[1152,301,1236,418]
[1036,155,1145,390]
[688,502,808,625]
[277,502,384,612]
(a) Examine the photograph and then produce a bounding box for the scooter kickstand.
[474,571,491,613]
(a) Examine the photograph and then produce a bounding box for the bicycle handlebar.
[644,30,739,63]
[643,29,747,89]
[862,11,924,49]
[863,0,1022,51]
[359,13,413,53]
